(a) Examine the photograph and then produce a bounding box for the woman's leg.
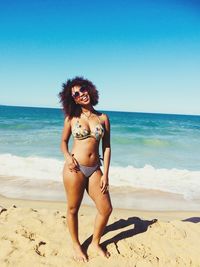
[87,169,113,257]
[63,164,88,262]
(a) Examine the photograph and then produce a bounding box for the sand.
[1,194,200,267]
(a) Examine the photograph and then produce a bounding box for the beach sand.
[1,193,200,267]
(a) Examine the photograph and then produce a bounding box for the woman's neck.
[81,105,94,114]
[80,105,95,120]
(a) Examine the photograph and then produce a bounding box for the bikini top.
[72,115,104,141]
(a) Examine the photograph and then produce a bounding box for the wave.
[110,165,200,200]
[112,136,172,147]
[0,153,200,200]
[0,154,63,181]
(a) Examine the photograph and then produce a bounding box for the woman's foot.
[73,243,88,262]
[88,242,110,258]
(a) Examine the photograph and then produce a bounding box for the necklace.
[82,111,92,119]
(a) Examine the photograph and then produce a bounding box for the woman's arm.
[61,117,79,171]
[61,116,72,161]
[101,114,111,193]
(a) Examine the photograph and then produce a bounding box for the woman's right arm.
[61,116,72,161]
[61,117,79,171]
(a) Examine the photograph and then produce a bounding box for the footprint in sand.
[0,206,7,215]
[15,227,36,241]
[35,241,47,257]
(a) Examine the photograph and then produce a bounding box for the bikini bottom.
[78,163,100,178]
[72,154,102,178]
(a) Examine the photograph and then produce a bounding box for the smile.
[81,95,88,101]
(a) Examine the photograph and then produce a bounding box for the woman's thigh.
[87,169,112,214]
[63,163,87,209]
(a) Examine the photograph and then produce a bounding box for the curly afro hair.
[58,76,99,118]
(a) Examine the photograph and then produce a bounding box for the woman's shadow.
[82,217,157,252]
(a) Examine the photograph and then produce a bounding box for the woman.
[59,76,113,262]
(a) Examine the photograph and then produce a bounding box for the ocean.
[0,105,200,204]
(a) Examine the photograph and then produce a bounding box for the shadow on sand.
[182,217,200,223]
[82,216,157,252]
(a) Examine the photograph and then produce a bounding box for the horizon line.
[0,104,199,117]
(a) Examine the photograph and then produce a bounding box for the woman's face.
[71,85,91,106]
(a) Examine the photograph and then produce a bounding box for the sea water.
[0,105,200,201]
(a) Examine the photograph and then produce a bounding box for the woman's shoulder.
[96,111,109,122]
[64,116,74,125]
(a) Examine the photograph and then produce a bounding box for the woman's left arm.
[100,114,111,193]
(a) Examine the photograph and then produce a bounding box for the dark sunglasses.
[72,86,88,99]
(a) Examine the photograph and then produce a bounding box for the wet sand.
[1,175,200,211]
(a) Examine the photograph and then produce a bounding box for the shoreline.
[1,175,200,211]
[1,193,200,221]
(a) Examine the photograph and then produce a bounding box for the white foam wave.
[109,165,200,200]
[0,153,63,181]
[0,153,200,200]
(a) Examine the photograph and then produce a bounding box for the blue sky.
[0,0,200,115]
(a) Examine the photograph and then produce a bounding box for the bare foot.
[73,243,88,262]
[88,242,110,258]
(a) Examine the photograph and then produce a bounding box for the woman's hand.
[100,174,109,194]
[66,155,79,172]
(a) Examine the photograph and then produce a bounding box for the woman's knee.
[67,205,80,216]
[100,204,113,217]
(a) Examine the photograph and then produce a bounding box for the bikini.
[71,115,104,178]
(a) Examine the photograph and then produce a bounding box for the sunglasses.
[72,86,88,99]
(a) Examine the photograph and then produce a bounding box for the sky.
[0,0,200,115]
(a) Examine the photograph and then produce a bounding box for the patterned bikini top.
[72,115,104,141]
